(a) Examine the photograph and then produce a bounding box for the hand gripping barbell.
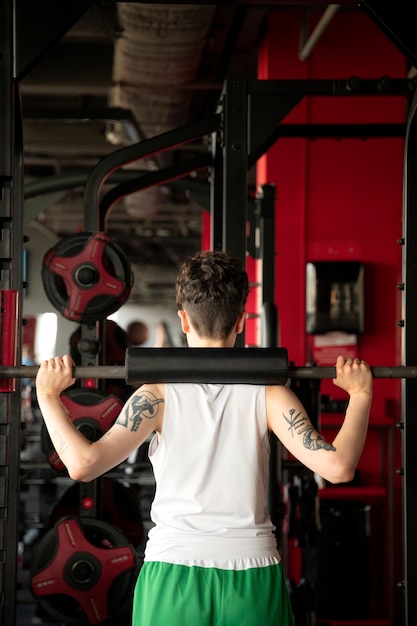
[2,347,417,385]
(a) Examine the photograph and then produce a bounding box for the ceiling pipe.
[299,4,341,61]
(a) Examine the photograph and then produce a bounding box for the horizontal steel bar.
[0,365,126,380]
[1,359,417,382]
[288,365,417,379]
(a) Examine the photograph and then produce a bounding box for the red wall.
[258,8,407,622]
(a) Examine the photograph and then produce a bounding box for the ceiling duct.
[109,3,216,146]
[108,3,215,220]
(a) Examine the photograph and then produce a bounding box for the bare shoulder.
[136,382,166,401]
[116,383,165,434]
[132,383,166,416]
[265,383,296,404]
[265,383,304,430]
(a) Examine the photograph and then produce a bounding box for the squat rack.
[1,1,417,625]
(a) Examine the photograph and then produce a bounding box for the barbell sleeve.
[0,365,127,379]
[288,365,417,379]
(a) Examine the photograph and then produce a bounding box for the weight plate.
[30,516,137,625]
[41,231,133,322]
[41,388,123,473]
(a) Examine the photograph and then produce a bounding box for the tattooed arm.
[36,355,164,482]
[266,355,372,484]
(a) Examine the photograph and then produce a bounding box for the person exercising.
[35,249,373,626]
[127,319,166,348]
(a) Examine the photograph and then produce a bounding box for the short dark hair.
[176,250,249,339]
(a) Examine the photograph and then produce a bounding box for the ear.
[235,311,247,335]
[178,309,191,334]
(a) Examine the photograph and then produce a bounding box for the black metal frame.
[18,77,413,625]
[401,88,417,626]
[84,77,412,624]
[83,114,221,230]
[0,4,24,625]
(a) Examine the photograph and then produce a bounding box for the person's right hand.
[332,356,373,397]
[36,354,76,396]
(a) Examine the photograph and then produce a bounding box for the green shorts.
[132,561,295,626]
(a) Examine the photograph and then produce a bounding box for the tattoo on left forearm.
[283,408,335,451]
[53,430,69,456]
[116,390,164,432]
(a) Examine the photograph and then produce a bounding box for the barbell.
[3,347,417,385]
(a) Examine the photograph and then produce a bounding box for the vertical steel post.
[209,127,224,252]
[258,184,278,348]
[222,80,248,262]
[401,87,417,626]
[0,2,24,624]
[222,80,248,348]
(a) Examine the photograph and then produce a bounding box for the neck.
[187,336,237,349]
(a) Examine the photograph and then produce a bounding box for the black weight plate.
[30,516,137,625]
[41,231,133,323]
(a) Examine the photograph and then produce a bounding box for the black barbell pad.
[125,346,289,385]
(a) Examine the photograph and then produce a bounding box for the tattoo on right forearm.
[283,408,335,451]
[116,390,164,432]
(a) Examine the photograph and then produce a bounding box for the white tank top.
[144,383,280,565]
